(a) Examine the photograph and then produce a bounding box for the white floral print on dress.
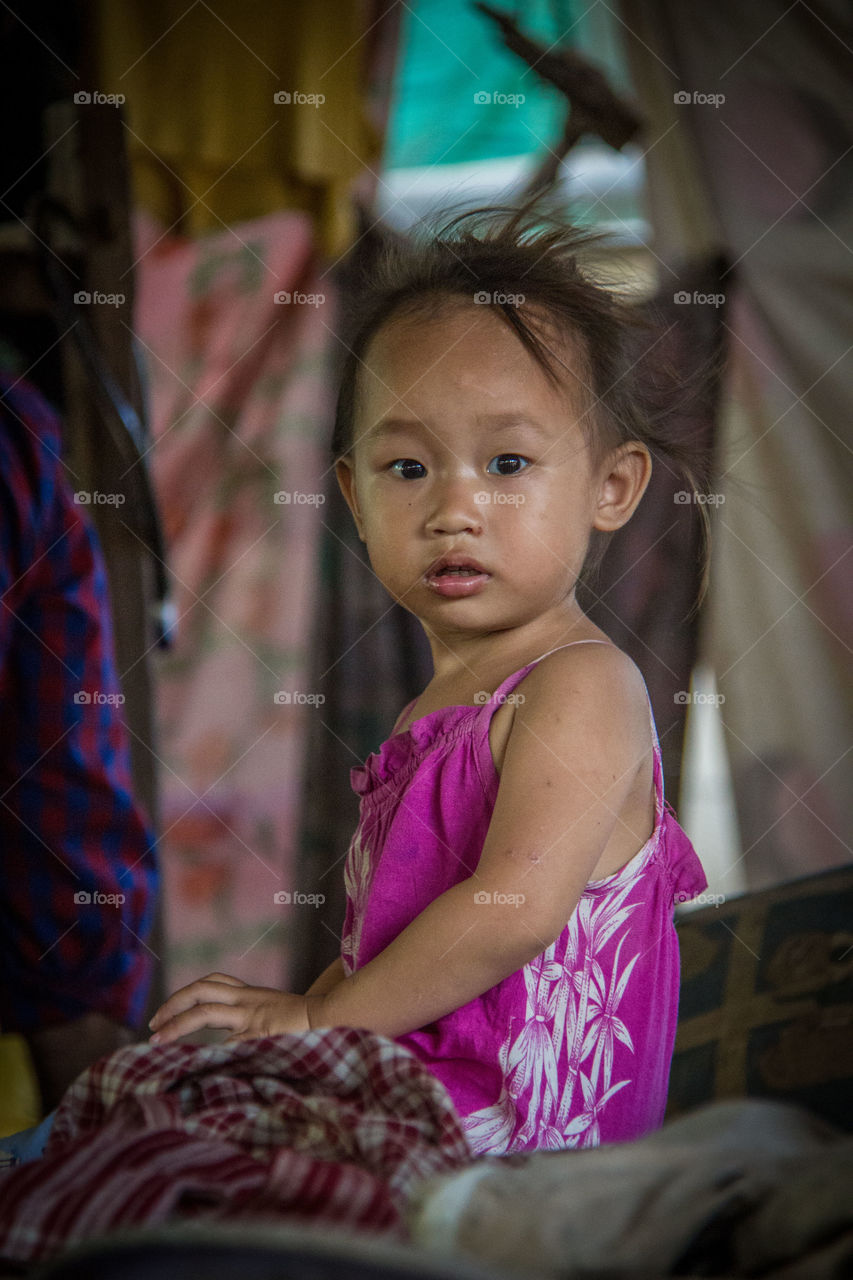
[340,827,372,975]
[462,881,643,1153]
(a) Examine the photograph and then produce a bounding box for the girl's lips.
[425,568,491,598]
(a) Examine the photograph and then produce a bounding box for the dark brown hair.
[333,200,714,611]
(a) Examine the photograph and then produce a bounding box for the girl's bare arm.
[304,956,346,997]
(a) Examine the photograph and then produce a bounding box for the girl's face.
[336,303,646,654]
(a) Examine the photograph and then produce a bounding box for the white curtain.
[620,1,853,890]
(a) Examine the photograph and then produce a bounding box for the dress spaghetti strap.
[393,640,619,735]
[492,638,618,697]
[530,638,616,664]
[490,637,656,738]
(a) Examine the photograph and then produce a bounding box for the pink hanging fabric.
[134,208,336,993]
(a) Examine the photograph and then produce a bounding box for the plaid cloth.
[0,1026,474,1265]
[0,370,157,1032]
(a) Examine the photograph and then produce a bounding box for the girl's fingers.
[149,977,244,1030]
[150,1001,246,1044]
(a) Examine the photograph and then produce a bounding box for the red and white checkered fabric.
[0,1026,474,1265]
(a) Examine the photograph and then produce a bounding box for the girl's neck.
[422,609,606,691]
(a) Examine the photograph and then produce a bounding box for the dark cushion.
[667,864,853,1131]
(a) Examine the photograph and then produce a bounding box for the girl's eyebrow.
[369,413,553,440]
[474,412,553,438]
[368,416,424,438]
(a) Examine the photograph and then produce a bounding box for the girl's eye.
[389,458,426,480]
[486,453,529,476]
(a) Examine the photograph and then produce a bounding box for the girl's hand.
[148,972,317,1045]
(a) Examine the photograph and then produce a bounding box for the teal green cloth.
[384,0,643,231]
[385,0,570,168]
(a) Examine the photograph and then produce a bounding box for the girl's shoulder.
[488,639,652,779]
[514,638,648,716]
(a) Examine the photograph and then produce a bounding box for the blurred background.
[1,0,850,1016]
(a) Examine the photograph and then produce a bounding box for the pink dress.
[340,641,708,1155]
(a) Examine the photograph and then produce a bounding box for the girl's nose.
[425,478,485,536]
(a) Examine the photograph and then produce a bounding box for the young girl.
[149,204,709,1155]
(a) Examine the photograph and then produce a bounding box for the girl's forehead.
[366,301,487,357]
[365,302,583,382]
[360,302,589,414]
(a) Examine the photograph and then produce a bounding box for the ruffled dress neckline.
[351,639,621,797]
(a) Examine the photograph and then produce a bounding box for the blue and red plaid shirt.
[0,370,158,1032]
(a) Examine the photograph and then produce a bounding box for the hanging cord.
[29,193,176,649]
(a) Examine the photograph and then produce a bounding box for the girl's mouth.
[425,565,491,597]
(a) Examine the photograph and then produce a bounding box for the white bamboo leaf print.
[535,951,556,1009]
[454,845,654,1152]
[601,1030,614,1091]
[563,1074,631,1145]
[539,1125,570,1150]
[588,1075,631,1110]
[590,883,641,953]
[462,1088,517,1153]
[340,828,372,972]
[580,1019,603,1062]
[507,1018,560,1110]
[582,933,641,1092]
[556,963,593,1127]
[579,1070,597,1110]
[613,948,641,1005]
[574,896,593,936]
[611,1016,634,1051]
[588,957,607,1008]
[549,965,577,1065]
[523,957,539,1004]
[558,901,644,1128]
[462,1026,518,1154]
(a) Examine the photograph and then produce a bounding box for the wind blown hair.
[332,198,715,612]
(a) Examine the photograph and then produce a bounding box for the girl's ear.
[335,457,366,542]
[592,442,652,533]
